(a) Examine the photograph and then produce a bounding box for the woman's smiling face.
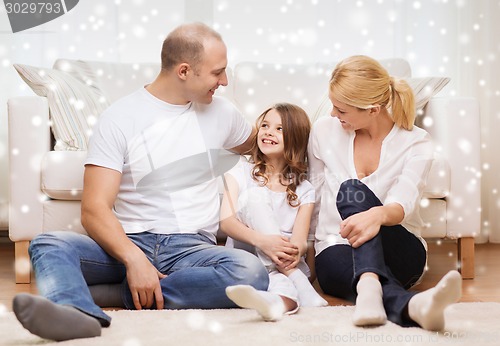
[329,94,370,131]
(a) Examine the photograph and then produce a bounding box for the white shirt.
[225,159,315,240]
[85,88,252,243]
[308,116,434,255]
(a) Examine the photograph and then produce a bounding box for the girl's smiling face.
[257,109,285,158]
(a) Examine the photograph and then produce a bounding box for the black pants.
[316,179,426,327]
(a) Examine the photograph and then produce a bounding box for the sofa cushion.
[231,59,410,123]
[423,153,450,199]
[406,76,450,112]
[52,59,103,93]
[13,63,110,150]
[41,151,86,200]
[232,62,336,123]
[55,59,235,103]
[43,200,86,234]
[420,198,447,238]
[54,59,160,104]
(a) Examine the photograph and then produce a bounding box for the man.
[13,22,269,341]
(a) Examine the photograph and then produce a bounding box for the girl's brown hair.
[248,103,312,207]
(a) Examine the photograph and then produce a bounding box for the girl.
[309,55,461,330]
[220,103,327,321]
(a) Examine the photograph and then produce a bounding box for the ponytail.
[389,77,415,130]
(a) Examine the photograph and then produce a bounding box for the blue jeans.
[315,179,426,327]
[29,231,269,326]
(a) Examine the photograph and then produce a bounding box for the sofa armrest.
[423,97,481,239]
[8,96,51,242]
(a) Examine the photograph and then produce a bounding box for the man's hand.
[125,252,167,310]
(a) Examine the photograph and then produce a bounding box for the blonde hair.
[329,55,415,130]
[248,103,311,207]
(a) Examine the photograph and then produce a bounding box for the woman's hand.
[339,207,384,248]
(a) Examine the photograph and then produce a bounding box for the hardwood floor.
[318,239,500,306]
[1,236,499,311]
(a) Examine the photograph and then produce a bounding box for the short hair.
[330,55,415,130]
[161,22,223,71]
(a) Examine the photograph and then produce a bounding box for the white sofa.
[8,58,480,283]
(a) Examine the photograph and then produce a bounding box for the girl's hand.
[279,238,303,270]
[256,234,298,266]
[339,208,383,248]
[279,252,300,272]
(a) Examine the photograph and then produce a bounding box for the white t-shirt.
[226,159,315,241]
[308,116,434,256]
[85,88,252,243]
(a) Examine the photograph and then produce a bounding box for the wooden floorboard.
[1,237,499,311]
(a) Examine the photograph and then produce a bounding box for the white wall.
[1,0,499,241]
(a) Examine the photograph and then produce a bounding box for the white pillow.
[406,76,450,111]
[52,59,103,92]
[14,64,110,150]
[312,76,450,123]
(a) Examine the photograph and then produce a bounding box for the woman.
[308,55,461,330]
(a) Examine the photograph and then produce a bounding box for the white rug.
[1,303,499,346]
